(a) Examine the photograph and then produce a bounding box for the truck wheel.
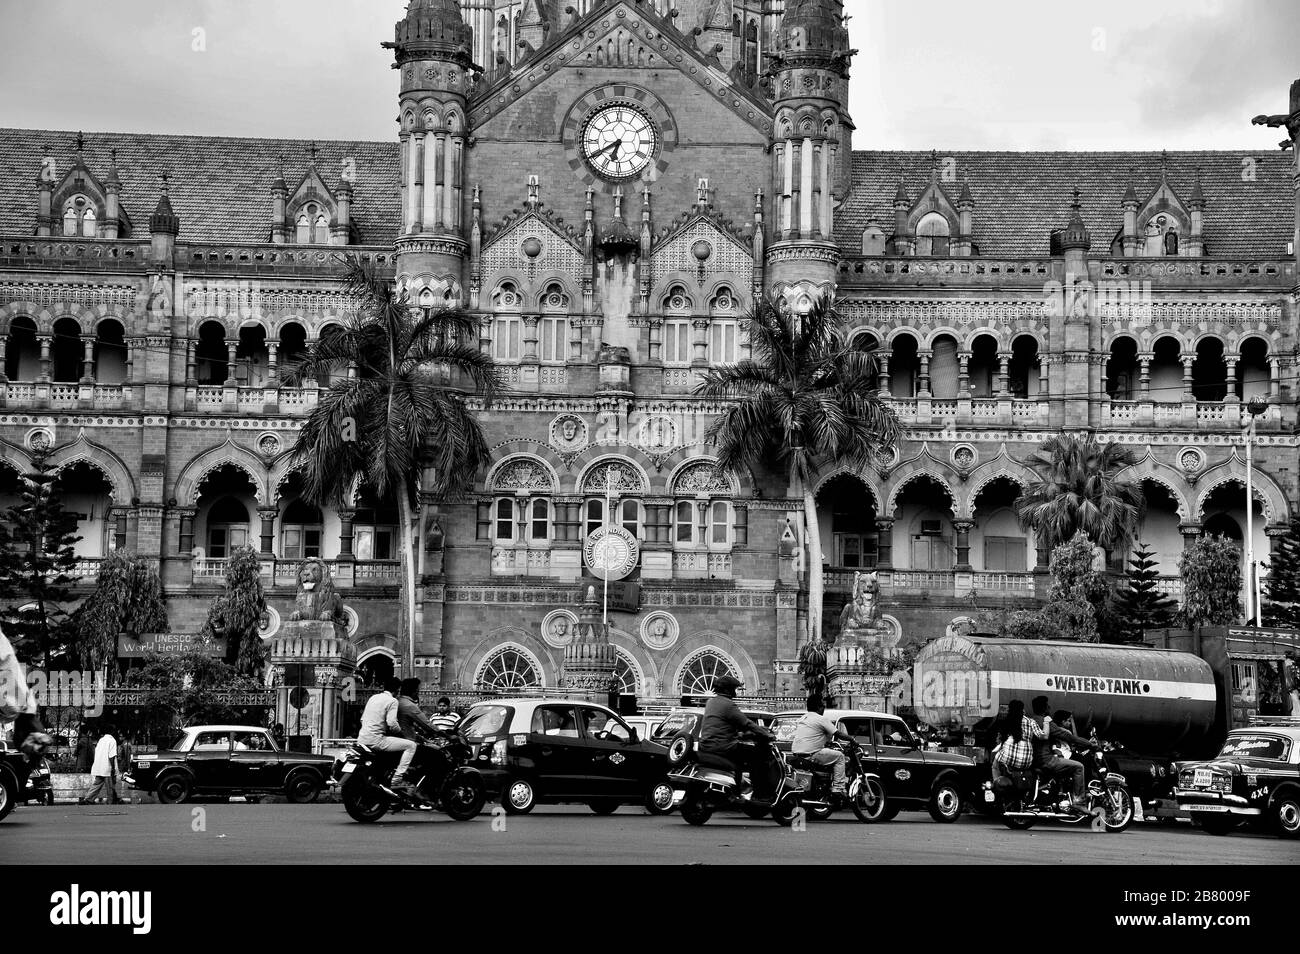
[156,773,192,805]
[1195,815,1239,836]
[1271,794,1300,839]
[928,780,963,823]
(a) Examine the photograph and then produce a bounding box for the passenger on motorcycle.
[991,699,1043,781]
[699,675,775,796]
[1030,695,1097,808]
[358,677,418,793]
[791,695,851,795]
[397,678,442,743]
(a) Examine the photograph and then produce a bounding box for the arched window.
[494,498,516,542]
[281,498,323,560]
[677,648,741,696]
[612,649,641,697]
[81,206,97,238]
[295,214,311,245]
[539,287,568,363]
[915,212,951,256]
[62,194,96,237]
[207,496,250,558]
[476,644,544,691]
[313,213,329,245]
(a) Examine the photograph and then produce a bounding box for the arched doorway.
[816,474,878,569]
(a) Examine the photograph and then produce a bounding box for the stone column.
[1180,523,1202,552]
[997,352,1011,396]
[1224,356,1239,405]
[1268,357,1281,400]
[81,335,96,383]
[185,338,197,383]
[225,341,238,385]
[522,316,539,361]
[918,351,932,397]
[37,335,51,380]
[258,508,277,555]
[953,519,973,570]
[874,518,894,569]
[1138,354,1152,398]
[691,319,709,366]
[267,341,279,383]
[957,352,970,395]
[1181,354,1195,402]
[337,509,355,560]
[878,352,891,397]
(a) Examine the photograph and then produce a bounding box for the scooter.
[665,731,804,826]
[992,738,1134,833]
[785,737,888,823]
[20,754,54,806]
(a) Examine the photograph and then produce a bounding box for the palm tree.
[1014,434,1143,556]
[283,256,498,672]
[695,293,899,643]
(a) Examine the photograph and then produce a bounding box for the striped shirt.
[429,712,461,732]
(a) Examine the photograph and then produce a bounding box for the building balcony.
[882,395,1048,427]
[191,557,402,587]
[1103,399,1284,430]
[825,567,1038,598]
[2,381,136,412]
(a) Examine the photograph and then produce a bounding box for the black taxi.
[771,708,976,822]
[1175,721,1300,839]
[460,698,675,815]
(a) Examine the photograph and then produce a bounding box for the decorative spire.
[696,177,711,209]
[1159,149,1168,181]
[526,173,540,208]
[957,177,974,207]
[1060,186,1090,251]
[1189,168,1206,209]
[387,0,473,67]
[306,141,319,165]
[272,154,287,192]
[104,147,121,190]
[149,172,180,235]
[893,180,909,205]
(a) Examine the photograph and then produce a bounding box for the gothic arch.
[1193,452,1288,523]
[173,437,269,505]
[811,466,884,510]
[573,453,651,495]
[457,628,558,689]
[663,633,760,694]
[961,452,1038,519]
[0,303,54,335]
[884,445,957,517]
[46,432,136,503]
[667,456,738,496]
[1116,451,1193,521]
[269,456,309,503]
[921,326,963,350]
[486,453,560,494]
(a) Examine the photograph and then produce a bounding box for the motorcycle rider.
[698,674,775,797]
[397,678,441,743]
[358,677,418,793]
[1030,695,1096,809]
[791,695,851,796]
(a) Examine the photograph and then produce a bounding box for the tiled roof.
[0,128,401,245]
[1,130,1293,260]
[836,150,1295,259]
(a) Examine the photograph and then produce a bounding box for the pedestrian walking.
[74,722,94,774]
[80,725,124,805]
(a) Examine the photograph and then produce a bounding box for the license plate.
[984,790,995,803]
[341,763,355,774]
[1186,804,1228,812]
[1193,769,1212,788]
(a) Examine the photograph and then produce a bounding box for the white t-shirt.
[92,734,118,777]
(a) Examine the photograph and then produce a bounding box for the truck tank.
[911,634,1218,756]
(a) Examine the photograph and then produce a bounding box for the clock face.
[581,104,658,181]
[583,526,640,581]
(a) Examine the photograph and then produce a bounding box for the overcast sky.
[0,0,1295,150]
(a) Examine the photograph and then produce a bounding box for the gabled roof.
[837,150,1294,258]
[0,128,400,244]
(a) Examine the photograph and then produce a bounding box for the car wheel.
[285,771,322,804]
[741,802,770,820]
[665,732,694,769]
[156,773,192,805]
[680,793,713,826]
[0,765,17,822]
[342,776,389,823]
[928,779,962,823]
[587,798,620,815]
[441,772,487,821]
[807,802,833,821]
[880,803,901,821]
[1271,794,1300,839]
[851,776,888,823]
[1195,814,1239,836]
[502,778,536,815]
[645,780,675,815]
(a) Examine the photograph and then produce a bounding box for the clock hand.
[602,139,622,160]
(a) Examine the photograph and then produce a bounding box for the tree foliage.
[1262,518,1300,628]
[198,546,267,676]
[72,552,168,676]
[1112,541,1179,642]
[0,447,81,667]
[283,255,498,671]
[978,532,1116,642]
[1015,434,1143,555]
[122,650,264,741]
[1179,534,1243,629]
[695,293,899,641]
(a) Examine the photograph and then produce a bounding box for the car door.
[527,704,586,798]
[838,716,877,777]
[229,731,280,791]
[873,718,928,801]
[577,705,642,799]
[186,731,233,791]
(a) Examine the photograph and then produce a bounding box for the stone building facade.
[0,0,1297,707]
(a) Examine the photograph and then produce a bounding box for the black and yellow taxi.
[124,724,335,804]
[771,708,976,822]
[1176,720,1300,838]
[460,698,675,815]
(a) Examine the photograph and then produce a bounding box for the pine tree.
[73,552,169,677]
[1262,518,1300,628]
[198,546,267,677]
[1112,541,1179,642]
[1180,534,1242,631]
[0,447,81,667]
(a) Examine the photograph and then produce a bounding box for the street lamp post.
[1243,397,1269,625]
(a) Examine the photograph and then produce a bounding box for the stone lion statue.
[289,558,345,626]
[839,570,881,634]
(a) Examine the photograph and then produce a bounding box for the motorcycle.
[665,731,805,826]
[21,755,54,806]
[785,737,888,823]
[335,732,487,824]
[991,738,1134,833]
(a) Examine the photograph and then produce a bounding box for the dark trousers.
[1043,756,1085,798]
[701,741,775,797]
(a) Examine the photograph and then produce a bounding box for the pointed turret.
[149,175,180,265]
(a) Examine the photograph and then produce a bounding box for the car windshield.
[770,716,800,744]
[652,711,698,741]
[460,705,512,740]
[1217,734,1291,761]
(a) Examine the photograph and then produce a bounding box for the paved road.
[7,802,1297,864]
